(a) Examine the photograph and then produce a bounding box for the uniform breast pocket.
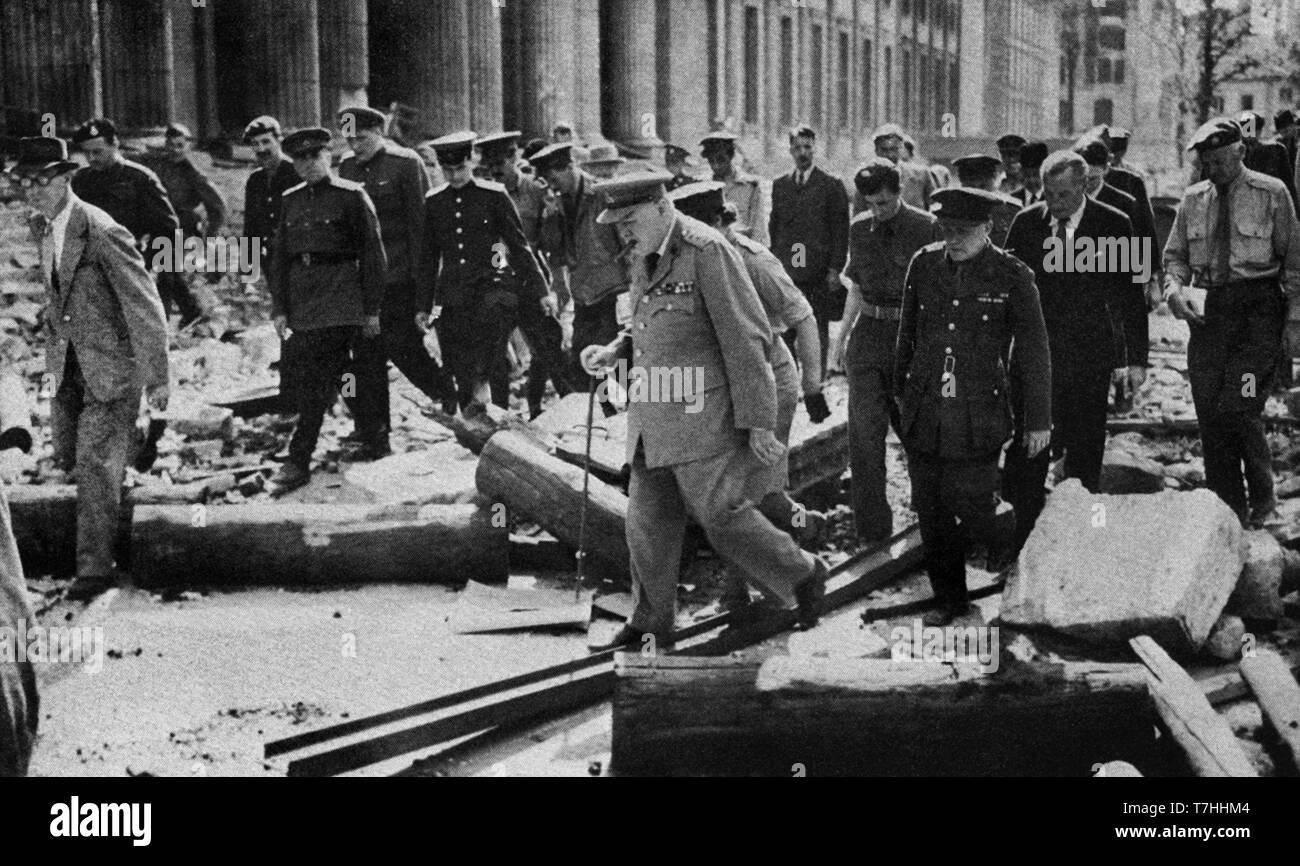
[1236,217,1273,263]
[646,291,696,318]
[1186,216,1210,268]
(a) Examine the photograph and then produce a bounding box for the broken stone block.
[1002,480,1246,654]
[1203,614,1246,662]
[163,402,235,442]
[343,442,479,505]
[1227,531,1286,623]
[1099,449,1166,494]
[1276,476,1300,500]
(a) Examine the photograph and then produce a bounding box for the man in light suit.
[580,173,827,649]
[9,137,169,600]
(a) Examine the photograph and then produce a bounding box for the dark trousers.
[1201,412,1274,521]
[907,450,1005,607]
[284,326,364,468]
[342,330,391,442]
[1002,360,1111,551]
[846,315,901,543]
[570,293,622,415]
[516,301,574,416]
[1188,279,1284,520]
[49,348,138,577]
[785,279,835,374]
[155,270,205,324]
[438,303,515,410]
[380,298,456,409]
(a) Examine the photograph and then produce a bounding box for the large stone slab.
[1227,530,1286,623]
[1002,480,1246,654]
[343,443,480,505]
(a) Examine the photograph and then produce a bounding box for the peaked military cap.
[699,131,738,156]
[72,118,117,146]
[243,115,283,143]
[929,187,1005,224]
[338,106,388,133]
[664,143,699,166]
[1073,137,1111,167]
[428,131,478,165]
[1187,117,1242,153]
[1019,141,1050,170]
[475,131,522,160]
[594,170,674,224]
[283,127,333,158]
[528,141,574,173]
[952,153,1002,181]
[996,134,1027,153]
[872,123,907,143]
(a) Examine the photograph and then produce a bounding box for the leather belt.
[860,301,902,321]
[294,252,358,266]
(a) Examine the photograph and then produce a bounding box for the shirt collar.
[51,191,77,230]
[654,216,676,261]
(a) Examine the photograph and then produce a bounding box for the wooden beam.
[1239,648,1300,773]
[1129,636,1258,777]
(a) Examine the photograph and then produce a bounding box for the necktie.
[1055,217,1069,247]
[644,252,660,281]
[1213,183,1231,285]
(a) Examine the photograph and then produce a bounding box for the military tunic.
[71,159,178,244]
[141,153,227,234]
[895,240,1051,605]
[244,160,303,265]
[610,214,817,640]
[721,172,768,246]
[270,175,388,469]
[1164,167,1300,519]
[421,177,546,409]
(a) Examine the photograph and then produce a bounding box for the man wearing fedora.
[8,137,169,600]
[581,143,626,181]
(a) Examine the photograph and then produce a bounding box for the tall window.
[812,24,824,126]
[902,48,911,126]
[1093,97,1113,127]
[707,1,719,122]
[780,17,794,126]
[837,31,850,128]
[743,6,759,123]
[1097,57,1112,83]
[1114,58,1125,84]
[862,38,873,129]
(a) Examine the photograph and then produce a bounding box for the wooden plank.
[1129,635,1258,777]
[613,655,1153,776]
[271,525,923,775]
[1239,648,1300,772]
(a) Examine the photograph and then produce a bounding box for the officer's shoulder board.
[850,210,873,227]
[1243,168,1286,194]
[332,176,366,193]
[1185,178,1212,198]
[473,178,508,194]
[426,182,451,199]
[677,217,716,250]
[918,240,947,256]
[282,181,308,198]
[732,233,764,255]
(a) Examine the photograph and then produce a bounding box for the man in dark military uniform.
[1275,110,1300,212]
[69,118,182,315]
[996,134,1027,196]
[581,173,828,649]
[1013,141,1049,207]
[420,132,550,416]
[477,131,571,419]
[1085,125,1158,254]
[663,144,699,191]
[841,159,941,548]
[139,121,228,315]
[895,188,1051,626]
[1003,150,1141,552]
[1164,118,1300,525]
[242,116,302,280]
[268,128,387,494]
[769,124,849,373]
[951,153,1022,248]
[338,105,443,452]
[700,131,767,245]
[529,142,626,410]
[1239,111,1298,207]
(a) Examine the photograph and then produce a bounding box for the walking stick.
[575,372,600,599]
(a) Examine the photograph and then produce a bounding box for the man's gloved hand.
[804,392,831,424]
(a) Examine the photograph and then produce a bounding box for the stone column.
[467,0,503,133]
[656,0,710,148]
[318,0,369,126]
[518,0,575,140]
[245,0,321,130]
[407,0,471,137]
[99,0,174,129]
[0,0,102,128]
[573,0,604,143]
[602,0,660,147]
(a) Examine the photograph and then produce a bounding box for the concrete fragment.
[1002,480,1246,653]
[163,401,235,442]
[343,443,479,505]
[1203,614,1246,662]
[1277,476,1300,500]
[1099,449,1166,494]
[1227,531,1286,622]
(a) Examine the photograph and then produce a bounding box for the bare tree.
[1173,0,1259,125]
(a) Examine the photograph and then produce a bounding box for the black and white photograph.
[0,0,1296,841]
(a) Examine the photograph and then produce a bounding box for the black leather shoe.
[922,602,974,628]
[64,574,117,604]
[589,624,649,653]
[269,462,311,496]
[794,558,828,631]
[350,439,393,462]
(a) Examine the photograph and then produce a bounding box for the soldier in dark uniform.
[243,116,303,279]
[267,128,387,494]
[528,142,626,411]
[1014,141,1050,206]
[842,159,942,547]
[996,134,1027,196]
[951,153,1021,248]
[69,118,183,316]
[581,173,828,648]
[420,132,549,416]
[895,188,1052,626]
[1108,127,1132,169]
[338,105,443,453]
[1164,118,1300,525]
[1239,111,1298,207]
[477,131,570,419]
